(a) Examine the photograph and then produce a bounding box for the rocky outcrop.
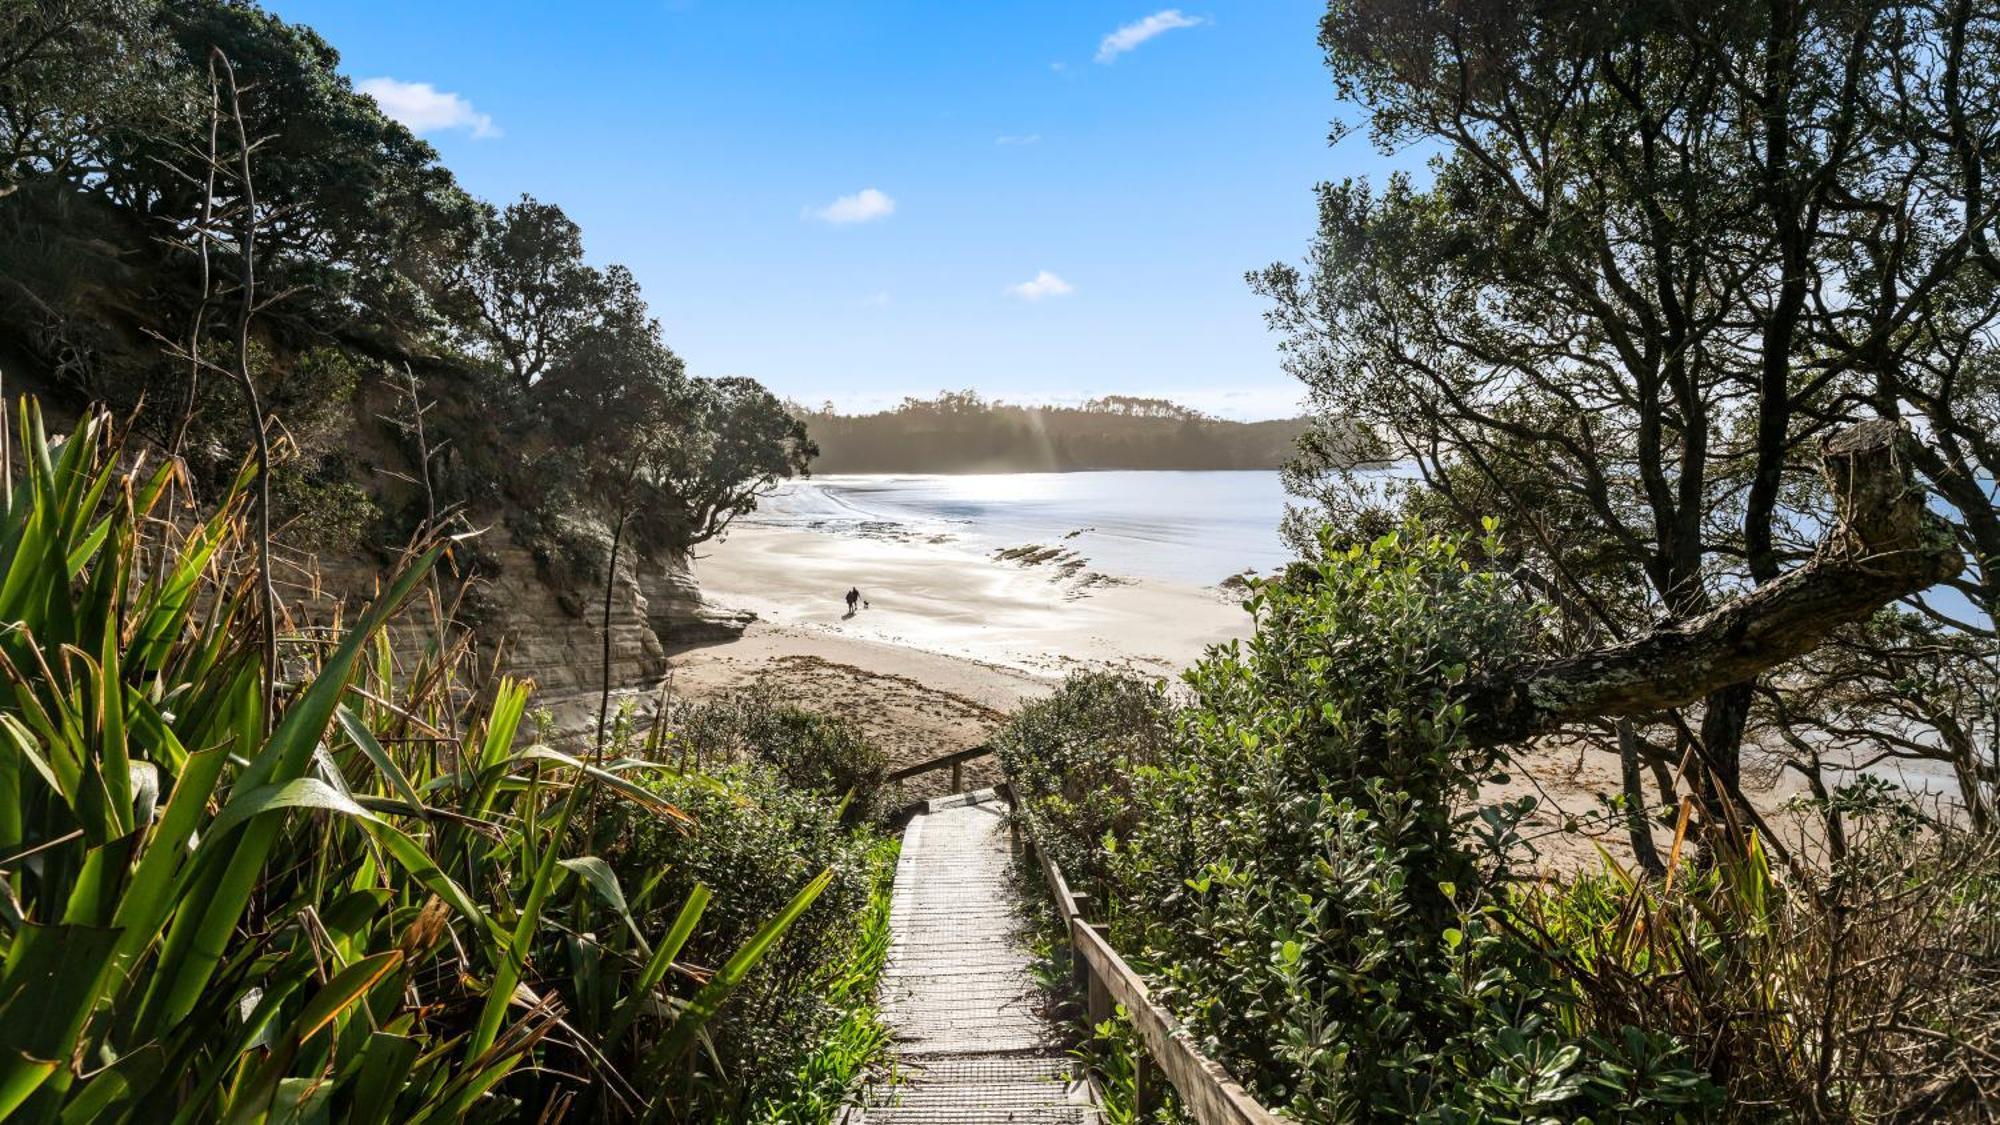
[473,533,669,733]
[637,552,755,650]
[301,524,751,740]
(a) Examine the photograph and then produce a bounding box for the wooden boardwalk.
[851,790,1100,1123]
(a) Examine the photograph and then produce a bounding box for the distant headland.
[795,391,1343,473]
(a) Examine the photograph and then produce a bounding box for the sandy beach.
[687,523,1254,679]
[665,520,1252,798]
[666,519,1820,870]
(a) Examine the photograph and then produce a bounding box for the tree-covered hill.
[799,391,1336,473]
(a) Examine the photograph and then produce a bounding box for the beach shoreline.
[664,518,1842,871]
[664,518,1249,798]
[686,521,1253,680]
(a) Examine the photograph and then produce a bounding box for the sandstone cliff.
[301,524,752,741]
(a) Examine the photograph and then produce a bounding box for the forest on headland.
[797,392,1325,473]
[1,0,1999,1123]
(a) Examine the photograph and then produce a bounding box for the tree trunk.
[1695,683,1752,828]
[1617,720,1667,877]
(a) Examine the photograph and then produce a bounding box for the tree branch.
[1465,419,1962,746]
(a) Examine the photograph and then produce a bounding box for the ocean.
[744,470,1296,587]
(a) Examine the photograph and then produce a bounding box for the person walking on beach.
[845,587,861,615]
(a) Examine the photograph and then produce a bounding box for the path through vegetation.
[853,791,1100,1123]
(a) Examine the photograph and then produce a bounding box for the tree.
[0,0,187,202]
[1257,0,1998,834]
[636,376,815,557]
[532,264,680,454]
[446,195,612,392]
[0,0,819,647]
[0,0,479,450]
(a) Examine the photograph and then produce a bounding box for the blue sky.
[267,2,1410,420]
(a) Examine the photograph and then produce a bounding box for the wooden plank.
[884,742,993,784]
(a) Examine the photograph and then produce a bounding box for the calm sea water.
[747,471,1296,586]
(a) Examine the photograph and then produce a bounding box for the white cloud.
[995,133,1042,146]
[357,77,498,138]
[862,291,893,307]
[808,187,896,224]
[1008,270,1074,301]
[1096,10,1207,63]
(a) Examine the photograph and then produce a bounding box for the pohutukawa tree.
[634,376,816,557]
[0,0,816,635]
[1257,0,2000,843]
[447,196,620,393]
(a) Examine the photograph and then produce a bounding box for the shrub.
[599,762,878,1116]
[1013,521,1723,1121]
[750,836,900,1124]
[1016,519,2000,1121]
[992,670,1174,887]
[669,684,889,822]
[1514,791,2000,1118]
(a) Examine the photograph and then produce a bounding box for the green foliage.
[750,836,900,1124]
[0,400,856,1121]
[637,375,817,553]
[993,670,1174,886]
[1006,521,1723,1121]
[598,762,878,1117]
[0,0,810,579]
[1077,1006,1185,1125]
[668,683,889,822]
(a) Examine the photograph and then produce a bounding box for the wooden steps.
[849,791,1100,1124]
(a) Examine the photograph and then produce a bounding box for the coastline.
[683,521,1252,679]
[665,518,1832,871]
[665,519,1250,798]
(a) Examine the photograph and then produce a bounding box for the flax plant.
[0,399,829,1122]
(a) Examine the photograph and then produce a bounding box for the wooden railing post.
[1086,935,1112,1027]
[1136,1055,1164,1117]
[1069,917,1091,998]
[950,759,963,792]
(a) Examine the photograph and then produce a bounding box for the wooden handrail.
[1020,818,1283,1124]
[884,742,994,787]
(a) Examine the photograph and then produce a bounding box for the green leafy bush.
[1006,522,1722,1121]
[599,762,878,1116]
[993,670,1174,886]
[751,836,900,1124]
[668,684,888,822]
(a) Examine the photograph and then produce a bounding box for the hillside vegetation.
[994,0,2000,1120]
[0,402,895,1121]
[799,392,1326,473]
[0,0,811,587]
